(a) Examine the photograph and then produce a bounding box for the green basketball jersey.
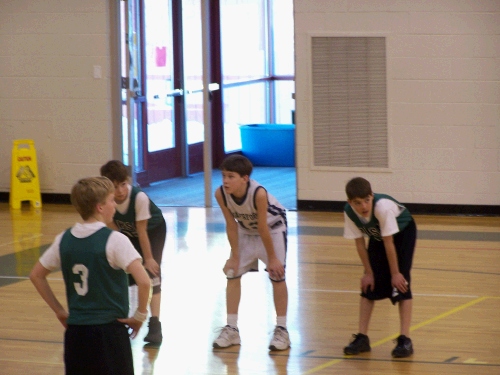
[113,186,164,238]
[60,227,129,325]
[344,193,413,241]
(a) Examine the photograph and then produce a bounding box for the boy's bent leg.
[149,291,161,318]
[144,292,162,345]
[344,297,374,355]
[269,280,290,351]
[213,278,242,349]
[227,277,242,315]
[145,221,165,344]
[272,280,288,317]
[359,297,374,335]
[398,298,412,337]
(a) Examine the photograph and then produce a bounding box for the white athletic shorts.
[233,228,287,281]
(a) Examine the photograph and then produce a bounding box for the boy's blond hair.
[70,177,114,220]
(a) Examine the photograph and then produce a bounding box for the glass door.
[122,0,207,186]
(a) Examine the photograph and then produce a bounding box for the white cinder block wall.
[1,0,499,208]
[294,0,500,206]
[0,1,114,194]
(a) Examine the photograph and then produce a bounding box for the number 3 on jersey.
[72,264,89,296]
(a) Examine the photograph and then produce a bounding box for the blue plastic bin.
[240,124,295,167]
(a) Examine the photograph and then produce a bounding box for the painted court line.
[300,288,479,299]
[303,296,492,374]
[0,234,43,248]
[0,275,63,281]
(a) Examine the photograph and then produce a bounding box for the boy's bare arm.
[354,237,374,293]
[29,261,68,328]
[255,188,284,279]
[118,259,151,338]
[354,237,371,273]
[215,188,240,272]
[382,235,408,293]
[136,219,159,276]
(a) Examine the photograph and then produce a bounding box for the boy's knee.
[152,284,162,295]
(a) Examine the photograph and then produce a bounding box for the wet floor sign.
[10,139,42,209]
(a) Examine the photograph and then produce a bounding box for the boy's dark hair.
[71,176,114,220]
[100,160,130,183]
[219,154,253,177]
[345,177,373,200]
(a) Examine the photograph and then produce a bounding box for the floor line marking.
[0,276,63,281]
[0,234,43,248]
[303,296,490,374]
[300,288,479,299]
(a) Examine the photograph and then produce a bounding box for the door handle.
[166,89,184,97]
[133,91,146,102]
[184,83,220,94]
[166,83,219,97]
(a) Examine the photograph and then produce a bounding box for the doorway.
[118,0,297,208]
[121,0,224,186]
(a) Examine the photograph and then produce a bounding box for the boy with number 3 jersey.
[30,176,151,375]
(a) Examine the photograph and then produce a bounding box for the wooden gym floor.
[0,202,499,374]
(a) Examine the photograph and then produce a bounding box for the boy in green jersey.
[342,177,417,359]
[100,160,167,345]
[30,176,151,374]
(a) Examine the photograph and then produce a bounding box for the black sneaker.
[343,333,371,355]
[391,335,413,358]
[144,316,163,345]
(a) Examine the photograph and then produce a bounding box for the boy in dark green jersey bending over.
[342,177,417,358]
[101,160,167,345]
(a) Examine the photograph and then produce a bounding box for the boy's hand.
[361,273,374,293]
[223,258,239,275]
[144,258,160,276]
[392,273,408,293]
[267,258,285,280]
[118,317,144,339]
[56,310,69,329]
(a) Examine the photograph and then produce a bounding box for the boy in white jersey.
[29,177,151,375]
[213,155,290,351]
[342,177,417,358]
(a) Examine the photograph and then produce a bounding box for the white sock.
[227,314,238,328]
[276,316,287,329]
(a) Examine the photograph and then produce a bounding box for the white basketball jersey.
[219,179,287,235]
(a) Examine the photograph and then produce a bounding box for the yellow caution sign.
[10,139,42,209]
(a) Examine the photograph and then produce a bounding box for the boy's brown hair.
[100,160,130,183]
[71,176,114,220]
[219,154,253,177]
[345,177,373,200]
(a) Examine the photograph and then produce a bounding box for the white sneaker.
[269,326,291,351]
[213,325,241,348]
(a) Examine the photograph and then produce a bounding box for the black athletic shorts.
[128,219,166,294]
[361,219,417,305]
[64,321,133,375]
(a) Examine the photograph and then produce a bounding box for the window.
[220,0,295,152]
